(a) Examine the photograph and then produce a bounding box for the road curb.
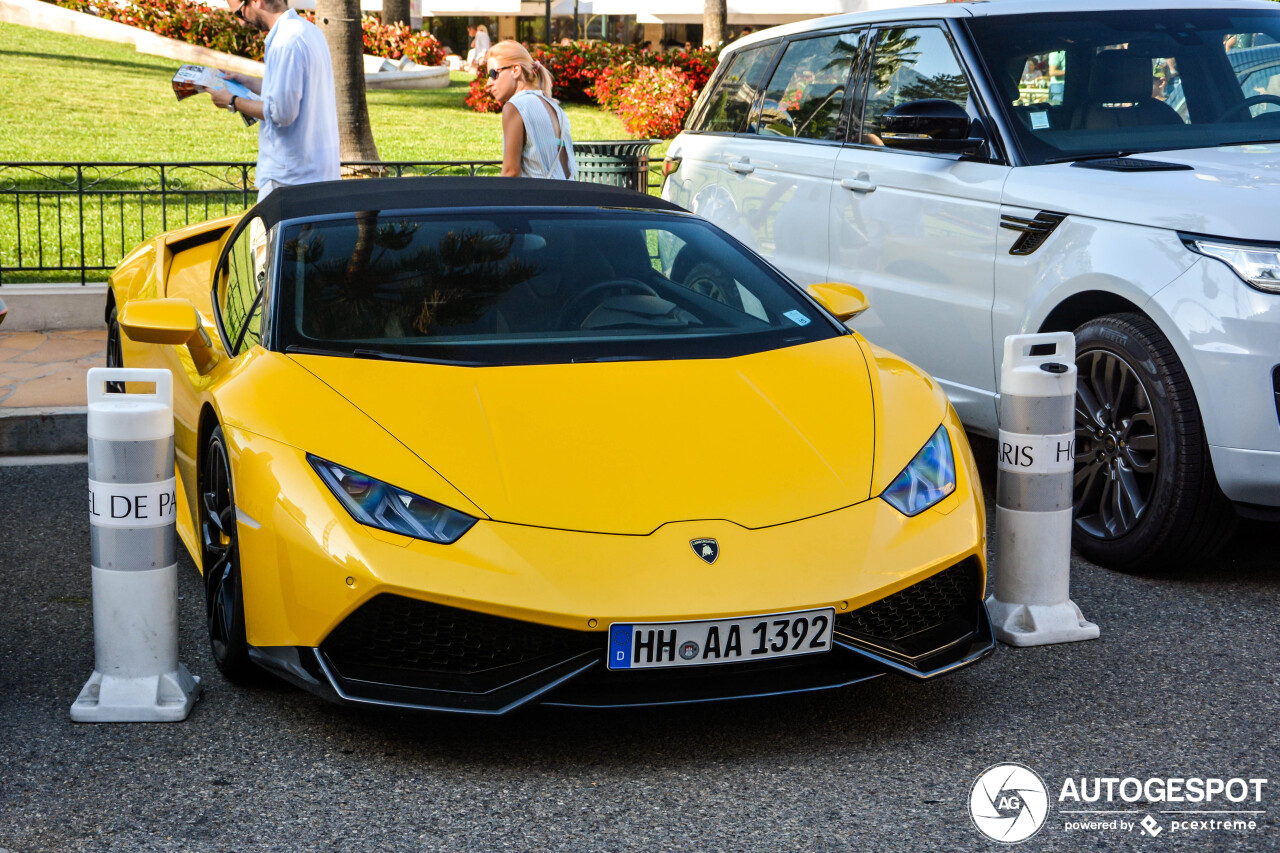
[0,284,108,331]
[0,406,87,455]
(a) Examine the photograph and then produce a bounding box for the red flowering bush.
[532,40,634,102]
[56,0,265,58]
[463,40,718,137]
[648,47,718,92]
[359,15,445,67]
[616,66,693,139]
[466,67,501,113]
[590,65,638,112]
[48,0,443,65]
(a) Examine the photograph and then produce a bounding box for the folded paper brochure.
[172,64,261,127]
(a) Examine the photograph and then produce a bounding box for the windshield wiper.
[285,344,355,358]
[352,348,484,367]
[1217,138,1280,147]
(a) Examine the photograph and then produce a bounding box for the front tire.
[105,298,125,393]
[1072,314,1236,572]
[202,425,256,681]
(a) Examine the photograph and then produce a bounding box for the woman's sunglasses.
[487,65,517,80]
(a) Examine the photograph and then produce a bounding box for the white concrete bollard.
[986,333,1099,647]
[71,367,201,722]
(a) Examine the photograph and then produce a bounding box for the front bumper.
[248,557,995,715]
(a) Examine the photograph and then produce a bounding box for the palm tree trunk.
[316,0,381,170]
[382,0,411,27]
[703,0,725,50]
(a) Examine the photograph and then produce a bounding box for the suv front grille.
[835,558,981,663]
[320,594,600,691]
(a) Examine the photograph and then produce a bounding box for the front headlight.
[1184,237,1280,293]
[881,426,956,517]
[308,455,477,544]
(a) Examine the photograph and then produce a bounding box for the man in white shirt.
[210,0,340,199]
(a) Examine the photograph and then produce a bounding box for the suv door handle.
[728,160,756,174]
[840,175,876,192]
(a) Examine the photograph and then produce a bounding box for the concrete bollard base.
[985,597,1100,647]
[70,666,201,723]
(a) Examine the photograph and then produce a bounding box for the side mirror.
[119,298,220,374]
[807,282,868,322]
[880,99,985,156]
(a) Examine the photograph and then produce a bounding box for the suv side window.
[859,26,972,146]
[692,41,781,133]
[756,31,861,141]
[218,215,267,355]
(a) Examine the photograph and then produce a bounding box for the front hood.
[1005,145,1280,242]
[292,337,876,534]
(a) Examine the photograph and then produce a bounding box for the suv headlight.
[308,455,477,544]
[881,426,956,517]
[1184,237,1280,293]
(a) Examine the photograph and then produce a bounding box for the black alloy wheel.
[1072,314,1236,572]
[202,425,255,681]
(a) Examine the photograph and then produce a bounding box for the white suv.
[663,0,1280,571]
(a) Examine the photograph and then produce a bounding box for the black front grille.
[835,558,981,663]
[320,594,601,692]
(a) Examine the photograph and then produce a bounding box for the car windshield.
[272,208,838,365]
[965,9,1280,165]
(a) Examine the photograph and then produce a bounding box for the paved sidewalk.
[0,329,105,457]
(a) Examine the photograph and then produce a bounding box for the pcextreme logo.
[969,765,1270,843]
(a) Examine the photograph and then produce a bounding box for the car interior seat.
[1072,50,1184,130]
[996,61,1056,132]
[491,224,635,333]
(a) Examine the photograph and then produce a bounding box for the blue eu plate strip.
[609,624,633,669]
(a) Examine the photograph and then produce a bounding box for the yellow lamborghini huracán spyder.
[107,178,993,713]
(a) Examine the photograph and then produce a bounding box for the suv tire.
[1072,313,1237,572]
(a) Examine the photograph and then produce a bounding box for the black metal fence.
[0,150,664,285]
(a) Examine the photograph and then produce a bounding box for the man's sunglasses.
[230,0,246,20]
[487,65,517,80]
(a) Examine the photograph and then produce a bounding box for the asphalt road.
[1,443,1276,853]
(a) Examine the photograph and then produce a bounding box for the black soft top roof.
[248,176,684,229]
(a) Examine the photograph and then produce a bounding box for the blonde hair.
[488,39,554,99]
[476,23,488,35]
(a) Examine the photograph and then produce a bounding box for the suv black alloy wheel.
[1072,314,1236,572]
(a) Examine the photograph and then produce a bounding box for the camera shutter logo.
[969,763,1050,843]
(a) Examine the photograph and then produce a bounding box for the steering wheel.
[559,278,659,327]
[1216,94,1280,122]
[670,246,744,310]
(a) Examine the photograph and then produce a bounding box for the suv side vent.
[1000,211,1067,256]
[1273,366,1280,428]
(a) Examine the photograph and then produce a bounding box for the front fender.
[994,215,1195,347]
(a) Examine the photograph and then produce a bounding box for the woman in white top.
[485,41,577,180]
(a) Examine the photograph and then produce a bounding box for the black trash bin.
[573,139,662,193]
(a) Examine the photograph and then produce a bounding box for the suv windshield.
[966,9,1280,165]
[273,209,837,366]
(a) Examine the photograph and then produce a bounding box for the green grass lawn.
[0,21,629,161]
[0,21,656,281]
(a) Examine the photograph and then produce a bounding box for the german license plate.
[607,608,835,670]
